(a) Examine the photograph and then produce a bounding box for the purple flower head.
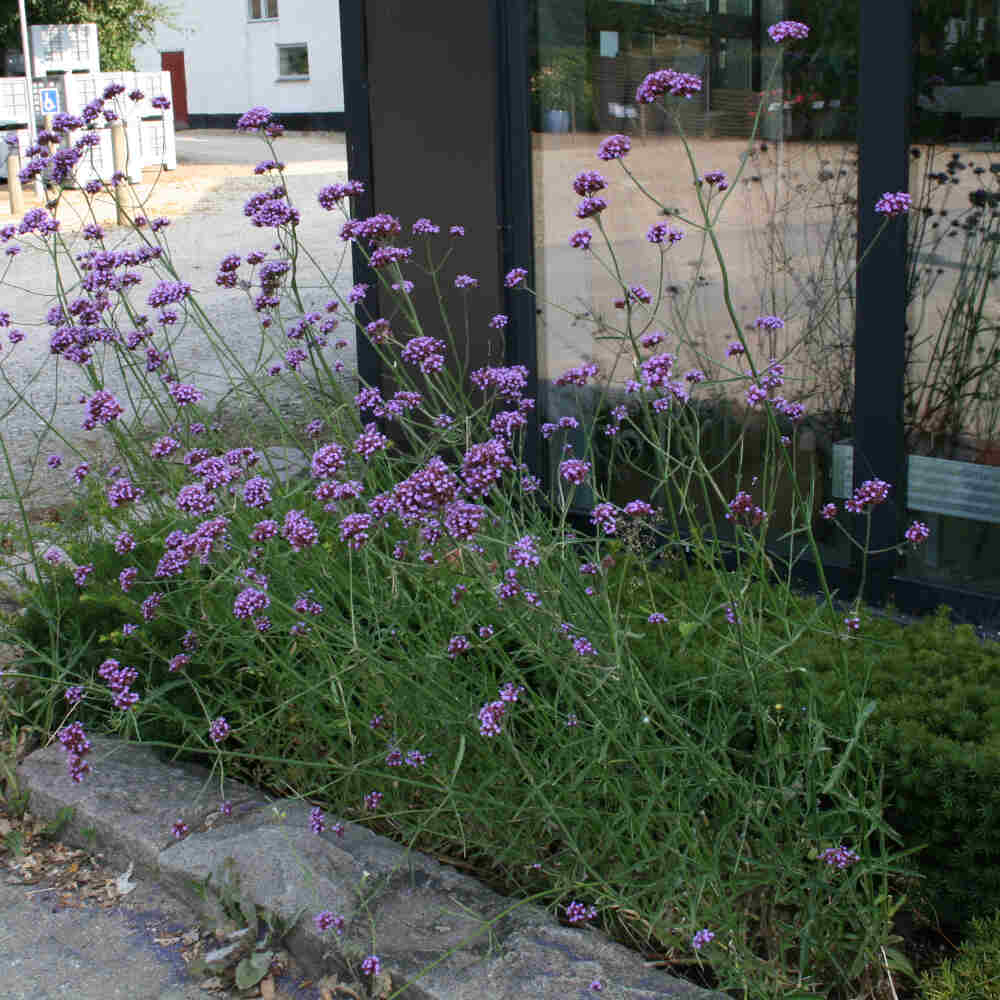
[874,191,912,218]
[820,844,860,869]
[282,509,319,551]
[354,423,391,462]
[597,134,631,160]
[361,956,381,977]
[905,520,930,545]
[554,361,599,387]
[236,107,271,132]
[447,635,471,658]
[151,96,171,110]
[73,564,94,587]
[454,273,479,289]
[565,901,598,925]
[314,910,345,934]
[171,818,188,839]
[140,592,164,621]
[64,685,85,705]
[234,587,270,620]
[81,390,124,430]
[647,222,684,246]
[569,229,592,249]
[755,314,785,331]
[635,68,703,103]
[209,717,230,743]
[767,20,810,43]
[107,477,145,510]
[573,170,607,196]
[168,382,204,407]
[47,454,62,469]
[504,267,528,288]
[559,459,591,485]
[176,483,216,514]
[701,169,728,189]
[844,478,891,514]
[309,806,326,834]
[692,928,715,950]
[364,790,383,811]
[576,196,607,219]
[114,531,136,555]
[58,721,92,782]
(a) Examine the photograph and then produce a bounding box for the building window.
[277,43,309,79]
[249,0,278,21]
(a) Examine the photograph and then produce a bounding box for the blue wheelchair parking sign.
[39,88,59,114]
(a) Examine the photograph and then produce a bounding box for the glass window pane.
[902,0,1000,591]
[530,0,859,565]
[249,0,262,20]
[265,0,279,19]
[278,45,308,77]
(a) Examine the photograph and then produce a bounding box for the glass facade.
[340,0,1000,621]
[896,0,1000,592]
[528,0,860,563]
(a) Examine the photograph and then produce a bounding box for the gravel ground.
[0,132,358,523]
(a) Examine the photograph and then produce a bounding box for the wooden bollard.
[110,121,127,225]
[7,149,23,216]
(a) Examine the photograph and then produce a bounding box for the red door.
[160,51,189,127]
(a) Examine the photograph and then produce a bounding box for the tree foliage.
[0,0,173,72]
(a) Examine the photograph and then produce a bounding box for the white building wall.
[133,0,343,119]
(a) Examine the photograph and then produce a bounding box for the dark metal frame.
[852,0,910,605]
[493,0,540,477]
[337,0,380,391]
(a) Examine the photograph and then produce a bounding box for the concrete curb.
[18,736,727,999]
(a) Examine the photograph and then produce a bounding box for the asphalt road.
[175,129,347,167]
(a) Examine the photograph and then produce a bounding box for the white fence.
[0,70,176,184]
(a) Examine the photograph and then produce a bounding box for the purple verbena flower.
[565,900,598,924]
[767,20,810,43]
[820,844,860,869]
[874,191,912,217]
[692,928,715,950]
[209,717,230,743]
[597,134,631,160]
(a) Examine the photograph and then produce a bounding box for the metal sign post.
[16,0,42,201]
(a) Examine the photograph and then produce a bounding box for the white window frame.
[248,0,278,23]
[276,43,309,81]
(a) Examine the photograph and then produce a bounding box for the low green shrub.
[919,909,1000,1000]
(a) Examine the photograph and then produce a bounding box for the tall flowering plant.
[0,21,928,1000]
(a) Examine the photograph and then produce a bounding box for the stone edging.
[18,736,726,1000]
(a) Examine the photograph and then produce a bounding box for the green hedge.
[919,909,1000,1000]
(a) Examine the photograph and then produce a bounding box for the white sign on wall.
[38,88,59,114]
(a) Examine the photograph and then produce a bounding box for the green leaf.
[678,621,699,639]
[235,951,273,989]
[3,830,24,858]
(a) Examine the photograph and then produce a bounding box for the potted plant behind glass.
[533,50,590,133]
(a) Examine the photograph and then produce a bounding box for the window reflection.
[901,0,1000,591]
[529,0,858,561]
